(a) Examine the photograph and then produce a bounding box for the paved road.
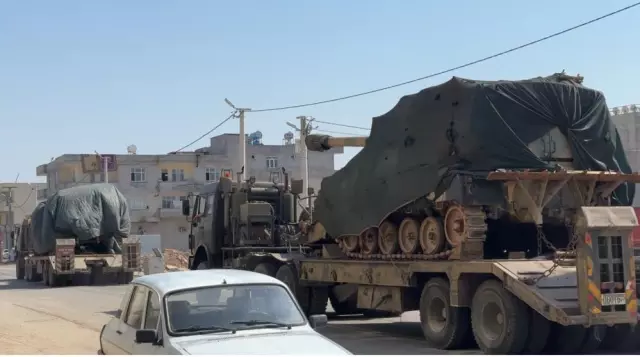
[0,264,468,355]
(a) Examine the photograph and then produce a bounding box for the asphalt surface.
[0,264,469,355]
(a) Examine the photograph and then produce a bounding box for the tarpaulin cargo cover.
[313,73,634,238]
[29,183,131,255]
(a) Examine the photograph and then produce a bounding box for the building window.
[161,196,176,209]
[266,156,278,169]
[269,171,281,183]
[171,169,185,182]
[205,168,219,182]
[130,168,146,182]
[160,169,168,182]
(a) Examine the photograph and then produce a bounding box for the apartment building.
[36,132,342,251]
[0,182,46,250]
[610,104,640,206]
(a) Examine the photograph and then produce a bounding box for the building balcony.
[36,164,48,176]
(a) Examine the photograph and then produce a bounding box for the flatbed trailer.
[16,237,141,287]
[261,206,640,354]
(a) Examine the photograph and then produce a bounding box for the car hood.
[174,329,351,355]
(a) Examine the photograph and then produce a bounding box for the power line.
[172,111,237,153]
[250,2,640,113]
[314,120,370,131]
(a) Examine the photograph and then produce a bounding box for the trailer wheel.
[118,272,134,284]
[522,308,550,354]
[306,287,329,316]
[419,278,470,350]
[543,324,586,354]
[42,262,50,286]
[600,324,636,352]
[15,254,25,280]
[329,289,359,315]
[254,262,277,277]
[275,264,304,301]
[471,279,529,354]
[579,326,606,354]
[195,260,208,270]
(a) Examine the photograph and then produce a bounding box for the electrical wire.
[172,111,237,153]
[314,120,370,131]
[250,2,640,113]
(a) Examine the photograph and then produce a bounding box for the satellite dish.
[255,131,263,139]
[127,145,137,154]
[284,131,294,140]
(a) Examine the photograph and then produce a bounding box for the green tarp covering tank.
[28,183,131,255]
[310,72,634,239]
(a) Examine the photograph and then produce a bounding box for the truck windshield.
[165,284,307,335]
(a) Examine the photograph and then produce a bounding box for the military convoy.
[184,72,640,354]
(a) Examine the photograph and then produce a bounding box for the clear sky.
[1,0,639,183]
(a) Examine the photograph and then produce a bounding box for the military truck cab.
[184,170,307,273]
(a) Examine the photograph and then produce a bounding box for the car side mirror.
[135,329,157,344]
[181,199,190,216]
[309,314,328,329]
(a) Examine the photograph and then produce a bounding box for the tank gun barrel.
[305,134,367,152]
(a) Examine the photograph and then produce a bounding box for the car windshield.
[165,284,307,335]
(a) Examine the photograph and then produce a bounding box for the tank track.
[337,205,488,261]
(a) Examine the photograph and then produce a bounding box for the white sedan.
[99,269,351,355]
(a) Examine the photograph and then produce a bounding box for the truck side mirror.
[181,199,190,216]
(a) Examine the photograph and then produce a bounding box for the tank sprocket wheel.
[398,218,420,254]
[359,227,379,255]
[419,216,446,255]
[340,235,359,253]
[378,221,399,255]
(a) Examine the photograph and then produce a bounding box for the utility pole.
[225,98,251,182]
[287,116,314,208]
[1,186,16,253]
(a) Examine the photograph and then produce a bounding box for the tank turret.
[305,134,367,152]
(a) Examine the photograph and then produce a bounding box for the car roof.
[131,269,287,297]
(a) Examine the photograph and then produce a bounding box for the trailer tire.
[419,278,470,350]
[471,279,529,354]
[118,272,134,284]
[306,287,329,316]
[579,326,606,354]
[543,324,586,354]
[254,262,277,277]
[329,289,359,315]
[42,262,50,286]
[522,308,551,354]
[195,260,208,270]
[600,324,636,352]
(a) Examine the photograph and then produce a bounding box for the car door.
[101,285,134,355]
[131,289,167,355]
[119,285,149,354]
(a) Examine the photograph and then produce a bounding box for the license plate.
[602,293,626,306]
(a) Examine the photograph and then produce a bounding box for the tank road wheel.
[378,221,399,255]
[419,278,470,350]
[340,235,359,253]
[254,262,277,277]
[359,227,379,255]
[471,280,529,354]
[444,205,468,247]
[398,218,420,254]
[419,217,445,255]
